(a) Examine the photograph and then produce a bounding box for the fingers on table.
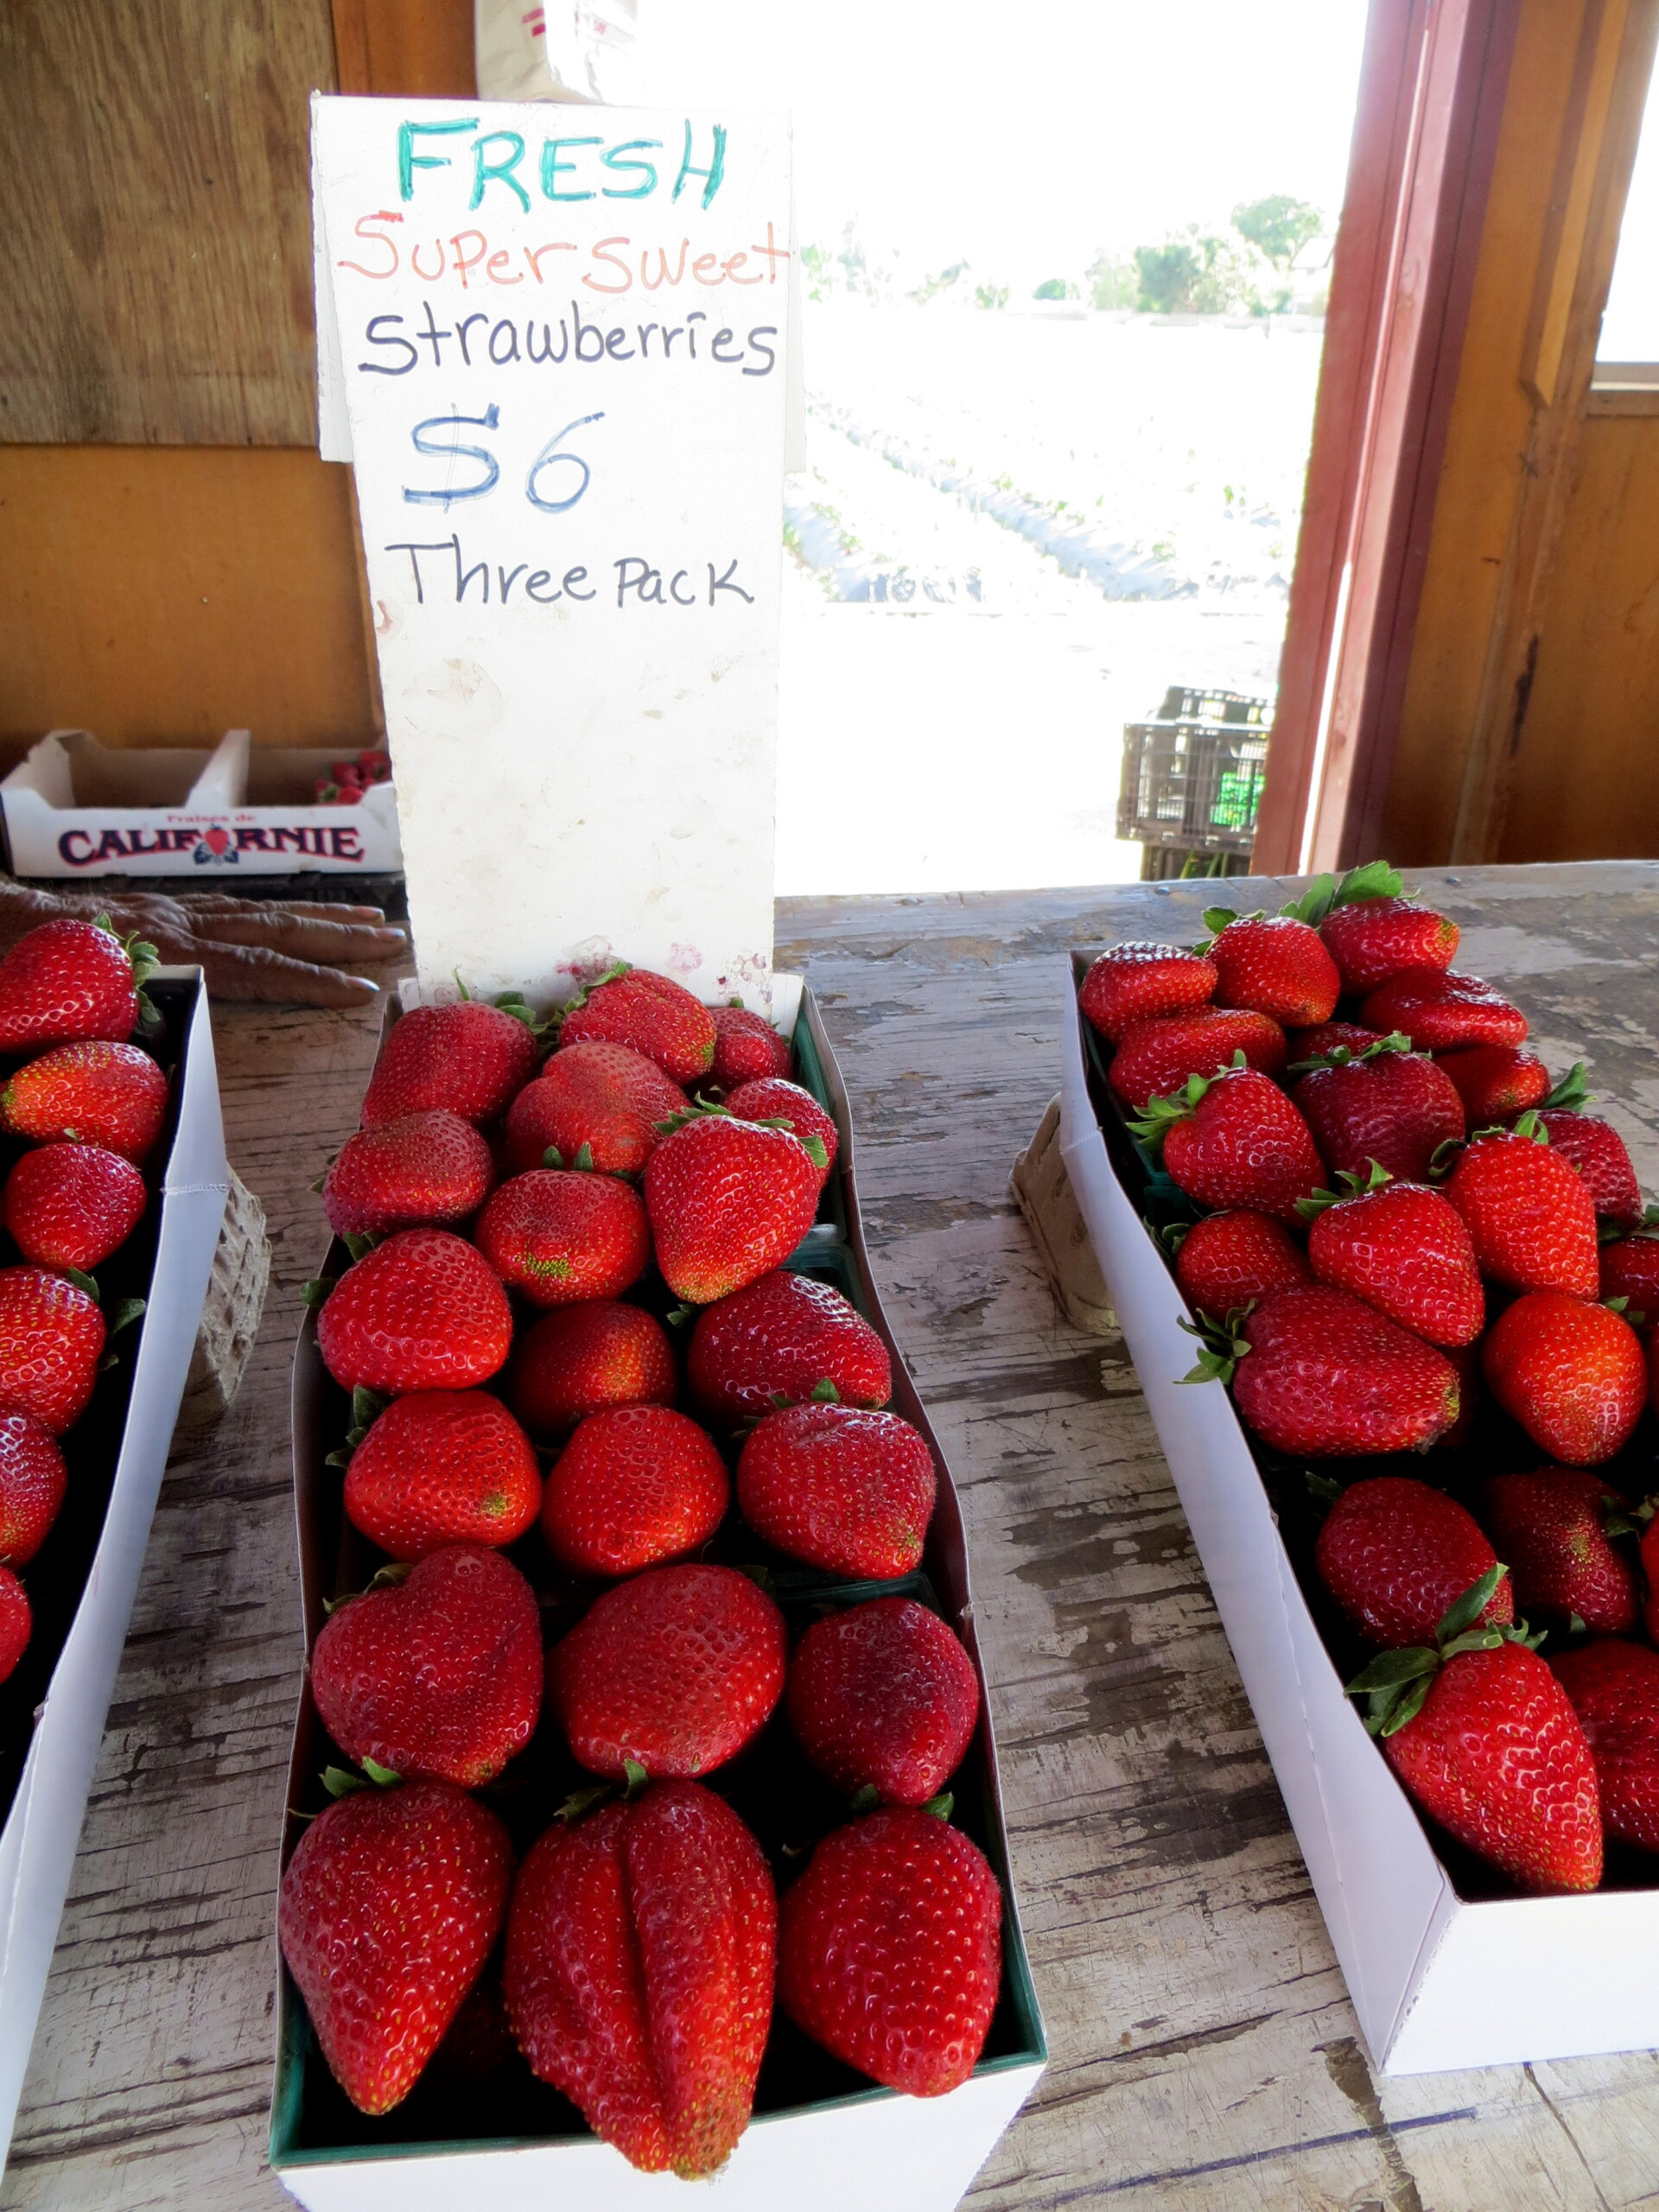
[197,912,407,964]
[197,944,383,1006]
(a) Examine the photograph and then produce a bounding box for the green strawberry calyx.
[1539,1061,1592,1114]
[1129,1067,1219,1150]
[1344,1566,1541,1737]
[321,1756,403,1797]
[543,1141,596,1172]
[1192,906,1262,954]
[1287,1031,1411,1076]
[1175,1305,1255,1386]
[1281,859,1404,928]
[656,1099,828,1170]
[1294,1160,1393,1221]
[550,961,632,1037]
[322,1387,385,1470]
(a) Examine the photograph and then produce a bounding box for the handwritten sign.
[311,96,791,1006]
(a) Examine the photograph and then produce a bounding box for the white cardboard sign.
[311,96,791,1006]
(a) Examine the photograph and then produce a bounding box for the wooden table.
[8,861,1659,2212]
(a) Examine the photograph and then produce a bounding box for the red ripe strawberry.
[1320,895,1459,995]
[0,1568,29,1682]
[1078,941,1217,1045]
[504,1782,774,2177]
[1293,1041,1464,1184]
[0,1412,66,1565]
[1173,1209,1311,1314]
[1436,1044,1549,1123]
[1442,1125,1599,1298]
[1535,1109,1643,1227]
[737,1403,935,1578]
[709,1004,791,1089]
[278,1779,512,2114]
[1,1041,168,1163]
[1206,912,1340,1027]
[1108,1006,1286,1113]
[645,1115,822,1305]
[311,1546,543,1787]
[1287,1020,1384,1061]
[1479,1469,1637,1634]
[322,1110,494,1237]
[550,1562,785,1779]
[0,1268,105,1433]
[779,1808,1001,2095]
[1301,1175,1483,1347]
[500,1041,684,1176]
[722,1076,838,1187]
[1482,1292,1645,1465]
[0,919,141,1052]
[507,1300,676,1439]
[541,1405,729,1576]
[1135,1066,1323,1224]
[3,1143,146,1271]
[786,1598,980,1806]
[1360,969,1527,1052]
[1211,1285,1459,1456]
[559,966,716,1084]
[1552,1640,1659,1852]
[1316,1477,1511,1647]
[1600,1233,1659,1316]
[315,1230,512,1395]
[474,1168,650,1307]
[687,1269,891,1424]
[362,1001,538,1128]
[343,1390,541,1559]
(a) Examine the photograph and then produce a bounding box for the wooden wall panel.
[332,0,476,98]
[0,448,380,747]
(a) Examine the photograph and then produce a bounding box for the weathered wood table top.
[7,860,1659,2212]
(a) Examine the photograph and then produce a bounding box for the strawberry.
[558,966,716,1084]
[737,1403,935,1579]
[1205,911,1340,1027]
[1291,1037,1465,1184]
[0,919,143,1052]
[786,1598,980,1806]
[315,1230,512,1395]
[1300,1172,1483,1346]
[1,1040,168,1163]
[1441,1122,1599,1297]
[311,1546,543,1787]
[343,1389,541,1560]
[1552,1640,1659,1852]
[1347,1598,1600,1892]
[721,1076,838,1187]
[361,999,538,1128]
[0,1568,29,1683]
[504,1782,774,2176]
[1287,1020,1385,1061]
[3,1143,146,1271]
[1320,893,1459,995]
[1600,1233,1659,1315]
[709,1004,791,1089]
[1479,1469,1637,1634]
[1315,1477,1512,1647]
[278,1778,512,2114]
[1078,941,1217,1045]
[1173,1209,1311,1314]
[550,1562,785,1778]
[1108,1007,1286,1113]
[0,1412,66,1565]
[1133,1066,1324,1224]
[474,1168,650,1307]
[1436,1044,1548,1123]
[321,1110,494,1237]
[0,1268,105,1433]
[541,1405,729,1577]
[645,1113,822,1305]
[1481,1292,1645,1465]
[687,1269,891,1424]
[500,1041,684,1176]
[1532,1079,1643,1225]
[507,1300,677,1439]
[1359,969,1528,1052]
[1196,1286,1459,1457]
[779,1807,1002,2095]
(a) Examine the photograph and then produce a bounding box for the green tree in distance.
[1232,194,1324,270]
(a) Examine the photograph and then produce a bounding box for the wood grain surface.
[7,862,1659,2209]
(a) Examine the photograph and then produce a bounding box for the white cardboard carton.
[0,973,230,2162]
[1056,952,1659,2075]
[1,728,401,879]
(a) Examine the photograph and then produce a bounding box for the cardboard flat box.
[1056,950,1659,2075]
[271,982,1045,2210]
[1,728,401,879]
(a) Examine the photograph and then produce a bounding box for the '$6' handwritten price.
[404,404,601,512]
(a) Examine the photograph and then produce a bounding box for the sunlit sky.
[1600,43,1659,359]
[634,1,1370,292]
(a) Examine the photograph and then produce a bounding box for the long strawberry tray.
[270,980,1046,2212]
[1057,946,1659,2075]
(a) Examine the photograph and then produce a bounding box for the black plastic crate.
[1117,688,1274,868]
